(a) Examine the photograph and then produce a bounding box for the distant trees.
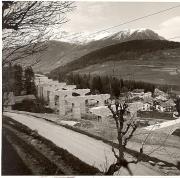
[91,76,103,93]
[3,64,36,96]
[13,64,23,95]
[48,39,180,80]
[24,66,36,95]
[2,63,14,93]
[3,64,24,95]
[66,73,156,97]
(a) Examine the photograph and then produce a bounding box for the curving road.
[4,111,162,175]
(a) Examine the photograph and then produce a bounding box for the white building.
[141,102,152,111]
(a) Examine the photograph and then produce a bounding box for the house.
[154,88,168,98]
[131,89,144,98]
[132,89,144,93]
[138,96,154,111]
[141,102,152,111]
[142,92,152,99]
[155,95,168,102]
[163,99,176,112]
[130,90,152,102]
[155,99,176,112]
[155,104,165,112]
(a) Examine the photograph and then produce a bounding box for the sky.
[59,1,180,41]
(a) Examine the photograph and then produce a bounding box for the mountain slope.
[16,29,165,73]
[74,48,180,88]
[60,29,164,44]
[18,41,77,73]
[49,40,180,79]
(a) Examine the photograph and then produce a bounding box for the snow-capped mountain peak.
[58,31,113,44]
[57,28,164,44]
[110,28,164,41]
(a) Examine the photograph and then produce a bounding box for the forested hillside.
[49,40,180,80]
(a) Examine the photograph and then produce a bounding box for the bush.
[12,99,54,113]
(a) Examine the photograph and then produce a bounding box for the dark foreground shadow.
[1,134,32,175]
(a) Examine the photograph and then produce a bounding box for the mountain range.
[12,28,180,87]
[49,39,180,86]
[58,28,164,44]
[18,28,165,73]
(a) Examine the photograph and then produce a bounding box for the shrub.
[12,99,54,113]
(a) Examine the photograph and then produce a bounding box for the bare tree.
[105,98,143,175]
[2,1,75,66]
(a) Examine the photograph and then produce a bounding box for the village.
[3,72,180,173]
[4,73,179,131]
[2,1,180,176]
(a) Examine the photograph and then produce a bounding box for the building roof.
[132,89,144,93]
[159,99,176,108]
[155,95,168,102]
[165,99,176,107]
[143,96,154,104]
[154,88,168,98]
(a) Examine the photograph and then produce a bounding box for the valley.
[11,29,180,90]
[2,2,180,176]
[13,29,170,74]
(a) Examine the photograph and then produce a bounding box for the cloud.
[155,16,180,41]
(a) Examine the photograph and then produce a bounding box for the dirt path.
[4,111,164,175]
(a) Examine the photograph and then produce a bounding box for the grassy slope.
[49,40,180,87]
[8,29,164,74]
[74,48,180,87]
[16,38,122,73]
[17,41,77,73]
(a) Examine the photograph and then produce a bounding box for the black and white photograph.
[1,0,180,176]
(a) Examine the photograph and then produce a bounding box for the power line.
[88,4,180,37]
[61,4,180,40]
[52,5,180,68]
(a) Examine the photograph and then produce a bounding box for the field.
[74,56,180,88]
[48,41,180,89]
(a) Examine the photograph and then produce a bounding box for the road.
[4,111,162,175]
[144,118,180,134]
